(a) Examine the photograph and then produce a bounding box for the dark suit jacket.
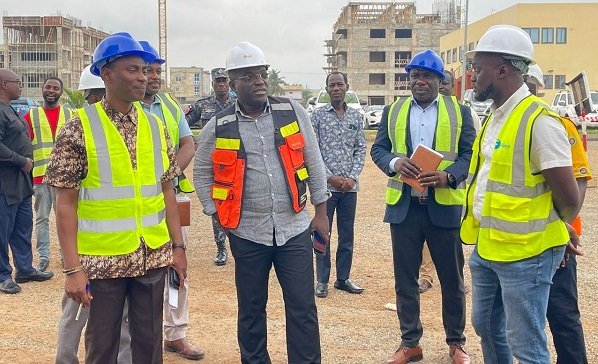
[370,99,476,228]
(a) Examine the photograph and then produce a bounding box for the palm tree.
[268,69,287,96]
[62,87,86,109]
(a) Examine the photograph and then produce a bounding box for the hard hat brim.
[225,63,270,72]
[465,49,535,65]
[405,65,444,79]
[90,50,157,76]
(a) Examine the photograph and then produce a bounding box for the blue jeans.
[0,194,34,281]
[33,183,54,259]
[470,245,565,364]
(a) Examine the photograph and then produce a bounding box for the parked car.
[550,90,598,118]
[10,97,39,118]
[307,90,367,119]
[363,105,384,129]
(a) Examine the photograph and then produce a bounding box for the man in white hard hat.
[461,25,580,363]
[193,42,330,363]
[526,64,591,364]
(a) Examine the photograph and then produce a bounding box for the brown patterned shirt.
[45,98,180,279]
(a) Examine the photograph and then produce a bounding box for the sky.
[1,0,595,89]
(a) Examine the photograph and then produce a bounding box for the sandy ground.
[1,136,598,363]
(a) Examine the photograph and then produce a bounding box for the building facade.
[2,16,108,100]
[169,66,211,105]
[324,1,460,105]
[440,3,598,102]
[282,84,304,102]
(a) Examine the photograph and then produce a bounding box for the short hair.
[443,71,454,85]
[325,71,348,86]
[43,76,64,90]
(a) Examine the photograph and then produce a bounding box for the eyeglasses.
[3,80,23,87]
[233,71,268,83]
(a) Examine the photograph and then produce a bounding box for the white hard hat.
[526,64,545,89]
[225,42,269,72]
[78,65,105,91]
[466,25,535,64]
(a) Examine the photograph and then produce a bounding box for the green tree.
[62,87,86,109]
[268,68,287,96]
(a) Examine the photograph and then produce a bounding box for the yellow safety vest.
[76,102,170,256]
[386,95,465,206]
[460,94,569,261]
[155,92,195,193]
[30,106,72,178]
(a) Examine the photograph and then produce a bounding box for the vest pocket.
[285,133,305,168]
[212,149,238,184]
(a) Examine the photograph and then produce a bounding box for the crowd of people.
[0,23,591,364]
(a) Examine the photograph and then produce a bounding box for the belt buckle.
[418,196,428,204]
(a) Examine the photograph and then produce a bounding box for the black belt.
[410,196,428,205]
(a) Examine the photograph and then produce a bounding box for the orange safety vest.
[211,96,309,229]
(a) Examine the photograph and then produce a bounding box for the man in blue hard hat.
[46,32,186,363]
[371,49,476,364]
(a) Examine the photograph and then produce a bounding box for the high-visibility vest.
[460,94,569,262]
[76,102,170,255]
[211,96,309,229]
[156,92,180,148]
[30,106,72,178]
[385,95,465,206]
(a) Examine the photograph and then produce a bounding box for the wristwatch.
[172,242,187,251]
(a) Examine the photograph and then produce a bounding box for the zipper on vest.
[140,236,147,271]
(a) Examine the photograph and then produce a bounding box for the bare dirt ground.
[1,136,598,363]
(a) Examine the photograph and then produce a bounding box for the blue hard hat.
[139,41,166,65]
[90,32,156,76]
[405,50,445,79]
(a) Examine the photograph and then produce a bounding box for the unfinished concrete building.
[2,16,109,100]
[324,1,460,105]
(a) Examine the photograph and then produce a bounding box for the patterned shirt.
[185,94,236,128]
[45,98,181,279]
[310,103,366,192]
[194,98,330,246]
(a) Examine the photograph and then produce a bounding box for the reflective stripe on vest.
[211,96,307,229]
[460,94,569,262]
[31,106,72,178]
[156,92,181,148]
[386,95,464,206]
[76,103,170,255]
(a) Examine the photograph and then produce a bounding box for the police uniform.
[185,68,236,129]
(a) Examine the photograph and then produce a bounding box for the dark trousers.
[390,202,466,347]
[0,194,34,281]
[547,255,588,364]
[229,229,321,364]
[316,191,357,284]
[85,267,167,364]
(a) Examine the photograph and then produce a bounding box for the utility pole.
[158,0,168,85]
[460,0,469,100]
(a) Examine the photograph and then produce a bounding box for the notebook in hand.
[399,144,445,193]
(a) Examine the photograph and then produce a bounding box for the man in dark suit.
[370,50,475,364]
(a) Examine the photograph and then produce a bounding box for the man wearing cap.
[371,49,475,364]
[186,67,235,266]
[194,42,330,363]
[45,32,186,363]
[461,25,580,363]
[135,40,202,361]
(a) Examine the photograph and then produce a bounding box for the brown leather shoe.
[165,337,205,361]
[449,344,470,364]
[386,345,423,364]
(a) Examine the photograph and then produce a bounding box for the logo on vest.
[494,139,511,150]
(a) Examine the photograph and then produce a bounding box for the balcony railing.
[394,58,411,67]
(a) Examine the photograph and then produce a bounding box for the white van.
[307,90,366,119]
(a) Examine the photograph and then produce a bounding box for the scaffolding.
[2,15,108,100]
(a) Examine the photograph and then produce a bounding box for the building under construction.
[324,1,460,105]
[2,16,109,100]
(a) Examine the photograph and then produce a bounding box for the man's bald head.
[0,69,23,102]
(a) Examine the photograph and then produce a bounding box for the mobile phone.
[311,231,326,255]
[168,266,180,290]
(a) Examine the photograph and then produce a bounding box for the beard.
[475,84,494,102]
